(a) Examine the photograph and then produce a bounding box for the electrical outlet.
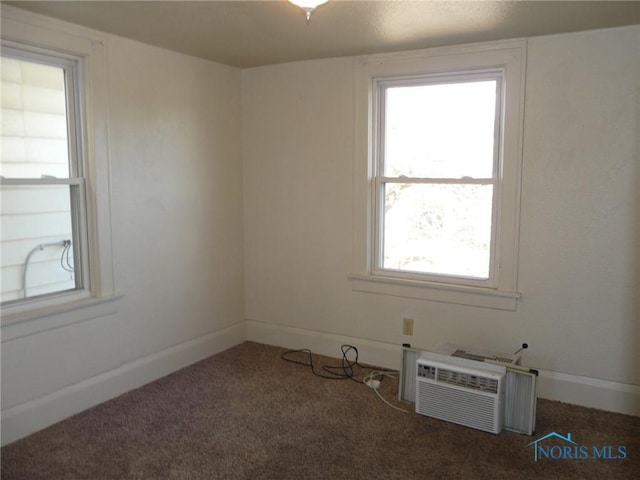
[402,317,414,336]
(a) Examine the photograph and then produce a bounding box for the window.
[1,8,115,324]
[376,73,500,284]
[351,42,525,310]
[1,49,89,305]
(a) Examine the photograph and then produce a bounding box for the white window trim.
[1,7,117,324]
[350,40,527,311]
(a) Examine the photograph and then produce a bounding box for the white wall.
[1,9,245,445]
[243,26,639,414]
[107,35,245,362]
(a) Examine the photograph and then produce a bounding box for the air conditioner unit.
[401,344,538,435]
[415,357,506,434]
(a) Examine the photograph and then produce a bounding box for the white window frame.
[1,7,117,324]
[350,41,526,311]
[373,70,503,287]
[1,45,91,305]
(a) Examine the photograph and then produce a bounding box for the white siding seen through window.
[1,52,85,304]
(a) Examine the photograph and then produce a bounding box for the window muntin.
[374,72,502,284]
[1,49,89,305]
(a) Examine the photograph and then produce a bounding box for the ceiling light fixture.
[288,0,329,21]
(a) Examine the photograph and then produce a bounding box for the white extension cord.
[364,378,381,390]
[362,371,409,413]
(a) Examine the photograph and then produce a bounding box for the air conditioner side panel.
[504,369,537,435]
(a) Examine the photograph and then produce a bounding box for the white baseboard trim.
[246,319,403,370]
[537,369,640,417]
[247,319,640,417]
[1,322,246,446]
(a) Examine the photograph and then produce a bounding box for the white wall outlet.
[402,317,414,336]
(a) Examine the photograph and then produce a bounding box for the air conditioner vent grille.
[437,368,499,394]
[416,382,499,433]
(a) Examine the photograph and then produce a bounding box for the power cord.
[363,370,409,413]
[60,240,74,272]
[280,345,367,382]
[281,345,409,413]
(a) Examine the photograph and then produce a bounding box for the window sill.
[1,293,123,342]
[348,273,520,311]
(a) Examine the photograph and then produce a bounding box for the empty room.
[1,1,638,479]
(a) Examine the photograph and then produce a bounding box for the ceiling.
[5,1,640,68]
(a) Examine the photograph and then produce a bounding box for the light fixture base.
[288,0,329,21]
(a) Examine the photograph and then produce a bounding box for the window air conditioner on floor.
[401,343,538,436]
[416,356,506,434]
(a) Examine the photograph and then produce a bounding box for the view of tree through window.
[378,78,499,279]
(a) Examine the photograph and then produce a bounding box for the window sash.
[1,46,90,307]
[373,180,498,287]
[0,179,90,305]
[372,71,503,287]
[1,43,83,180]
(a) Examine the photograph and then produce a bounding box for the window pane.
[382,183,493,278]
[0,185,76,302]
[384,80,497,178]
[1,57,70,178]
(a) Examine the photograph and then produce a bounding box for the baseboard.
[1,322,246,446]
[246,319,403,370]
[536,369,640,417]
[246,319,639,417]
